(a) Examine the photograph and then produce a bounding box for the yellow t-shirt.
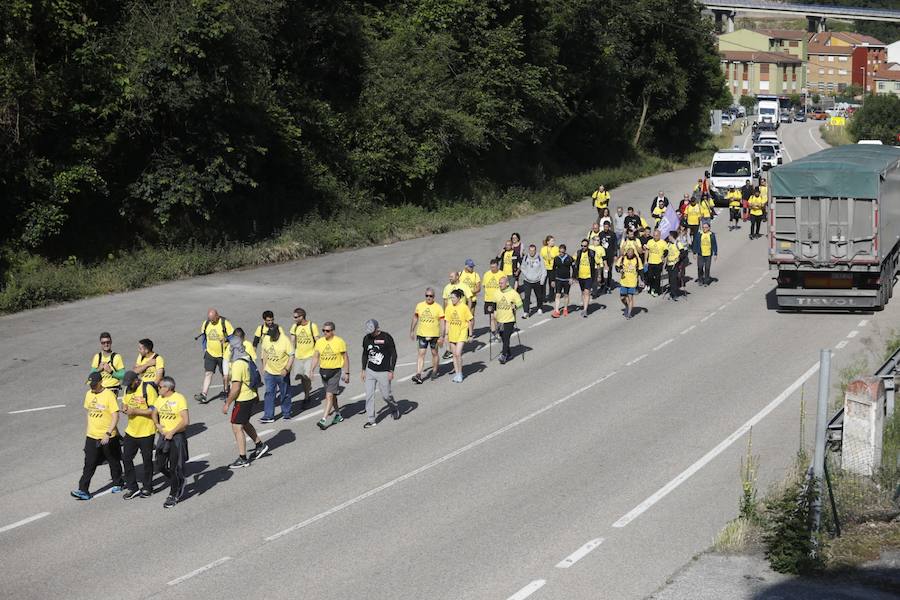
[727,191,742,209]
[262,335,294,375]
[200,318,234,358]
[685,204,701,226]
[443,282,473,303]
[135,353,164,383]
[290,322,319,360]
[500,250,515,276]
[415,301,445,338]
[123,382,158,438]
[619,238,641,256]
[759,185,768,200]
[84,389,119,440]
[666,241,681,266]
[540,245,559,270]
[700,200,712,219]
[646,239,667,265]
[445,303,473,344]
[156,391,188,434]
[224,340,257,364]
[619,255,643,288]
[589,244,606,265]
[576,250,593,279]
[592,190,610,209]
[314,336,347,370]
[749,195,764,216]
[459,270,481,297]
[483,270,502,302]
[91,352,125,389]
[253,324,287,345]
[230,358,258,401]
[699,232,714,257]
[495,288,522,324]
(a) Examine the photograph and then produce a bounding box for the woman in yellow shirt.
[727,188,743,231]
[616,247,643,320]
[748,189,765,240]
[540,235,559,302]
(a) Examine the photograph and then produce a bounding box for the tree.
[739,95,757,113]
[788,94,802,108]
[849,94,900,144]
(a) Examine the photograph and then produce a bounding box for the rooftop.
[720,50,803,64]
[809,31,886,47]
[758,29,807,41]
[807,42,853,55]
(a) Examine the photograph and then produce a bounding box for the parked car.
[794,111,806,122]
[780,111,793,124]
[721,112,735,126]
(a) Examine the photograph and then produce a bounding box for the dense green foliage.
[849,94,900,143]
[1,0,725,272]
[763,472,820,574]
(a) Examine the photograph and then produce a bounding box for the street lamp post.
[860,66,866,95]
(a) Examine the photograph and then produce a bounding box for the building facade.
[808,31,886,94]
[720,51,803,102]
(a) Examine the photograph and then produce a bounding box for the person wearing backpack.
[195,309,234,404]
[120,371,158,500]
[260,324,295,422]
[223,337,268,469]
[90,332,125,394]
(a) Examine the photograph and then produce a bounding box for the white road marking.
[555,537,605,569]
[653,339,674,351]
[0,512,50,534]
[858,320,869,328]
[700,314,712,323]
[92,487,117,499]
[733,293,743,301]
[257,429,274,437]
[681,325,696,335]
[208,384,223,389]
[612,360,821,528]
[394,361,417,367]
[350,393,365,401]
[808,128,825,150]
[529,318,552,329]
[755,275,766,284]
[167,556,232,586]
[188,452,210,463]
[835,340,849,350]
[847,330,859,339]
[8,404,65,414]
[719,304,729,311]
[507,580,546,600]
[744,284,754,292]
[781,144,793,163]
[265,372,617,542]
[626,354,648,366]
[397,373,416,383]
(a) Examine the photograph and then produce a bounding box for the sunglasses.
[293,315,303,319]
[100,340,112,345]
[425,294,434,298]
[322,329,333,333]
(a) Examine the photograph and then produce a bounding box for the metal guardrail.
[826,345,900,447]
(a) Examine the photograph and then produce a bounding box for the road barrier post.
[812,349,831,535]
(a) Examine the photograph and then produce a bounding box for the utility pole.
[811,349,831,538]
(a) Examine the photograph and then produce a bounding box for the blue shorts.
[619,287,637,296]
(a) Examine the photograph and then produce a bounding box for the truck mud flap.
[776,289,880,309]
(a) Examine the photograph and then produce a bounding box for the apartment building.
[807,31,886,94]
[718,29,806,102]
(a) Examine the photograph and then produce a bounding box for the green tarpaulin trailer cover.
[770,145,900,200]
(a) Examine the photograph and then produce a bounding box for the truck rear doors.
[771,196,876,264]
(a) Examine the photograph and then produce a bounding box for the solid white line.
[781,144,793,163]
[264,372,618,542]
[733,293,743,301]
[626,354,648,366]
[835,340,849,350]
[350,393,365,401]
[808,128,825,150]
[8,404,65,414]
[847,330,859,339]
[755,275,767,284]
[0,512,50,534]
[187,452,210,463]
[555,538,605,569]
[611,361,821,528]
[744,284,754,292]
[257,429,274,437]
[394,361,417,367]
[653,339,674,352]
[681,325,696,335]
[93,488,115,499]
[507,580,546,600]
[397,373,416,382]
[700,314,712,323]
[167,557,232,586]
[208,384,223,389]
[529,318,552,329]
[719,304,729,311]
[858,320,869,328]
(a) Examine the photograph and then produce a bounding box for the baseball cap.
[122,370,138,389]
[365,319,379,334]
[87,371,102,386]
[465,258,475,267]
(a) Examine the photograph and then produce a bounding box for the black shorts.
[484,302,496,315]
[230,399,255,425]
[556,280,571,295]
[417,336,438,349]
[578,278,593,291]
[320,368,343,395]
[203,352,223,374]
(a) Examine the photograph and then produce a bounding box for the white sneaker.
[537,308,543,314]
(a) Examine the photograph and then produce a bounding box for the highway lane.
[1,119,881,600]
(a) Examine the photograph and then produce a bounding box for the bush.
[763,471,820,574]
[849,94,900,144]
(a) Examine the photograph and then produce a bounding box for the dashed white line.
[719,304,729,311]
[612,360,821,528]
[626,354,648,366]
[744,284,755,292]
[653,339,674,351]
[555,538,605,569]
[167,556,232,586]
[733,293,743,301]
[681,325,696,335]
[835,340,849,350]
[394,361,417,367]
[257,429,274,437]
[847,330,859,339]
[0,512,50,534]
[92,487,117,499]
[529,318,552,329]
[264,372,617,542]
[507,580,546,600]
[858,320,869,328]
[700,314,712,323]
[755,274,767,284]
[8,404,65,414]
[188,452,210,463]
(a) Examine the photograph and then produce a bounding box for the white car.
[753,143,779,169]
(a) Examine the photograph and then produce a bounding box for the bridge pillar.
[713,9,736,34]
[807,16,827,33]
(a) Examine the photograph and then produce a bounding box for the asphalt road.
[0,120,889,600]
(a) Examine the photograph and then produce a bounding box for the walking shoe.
[259,416,275,424]
[282,413,293,421]
[123,488,141,500]
[521,312,528,319]
[582,312,588,318]
[392,404,401,420]
[229,457,251,469]
[194,392,208,404]
[430,370,439,381]
[252,442,269,460]
[331,413,344,425]
[562,307,569,317]
[111,485,124,494]
[551,310,560,318]
[498,354,507,364]
[363,421,377,429]
[537,308,543,315]
[453,373,464,383]
[317,418,329,430]
[411,374,424,384]
[139,489,152,498]
[442,350,453,360]
[163,496,177,509]
[70,489,91,501]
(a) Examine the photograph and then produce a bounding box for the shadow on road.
[185,422,207,439]
[185,463,233,499]
[752,566,900,599]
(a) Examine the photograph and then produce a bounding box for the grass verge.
[820,123,854,147]
[0,142,728,314]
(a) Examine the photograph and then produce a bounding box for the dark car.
[794,111,806,122]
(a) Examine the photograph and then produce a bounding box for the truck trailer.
[768,145,900,310]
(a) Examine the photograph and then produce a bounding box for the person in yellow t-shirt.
[459,260,482,308]
[592,184,610,221]
[410,288,446,384]
[665,231,682,300]
[540,236,560,302]
[699,195,714,225]
[588,235,606,297]
[131,338,164,385]
[692,222,718,286]
[726,187,743,231]
[442,271,473,359]
[223,328,257,377]
[616,247,643,320]
[196,308,235,404]
[644,230,668,297]
[261,326,295,422]
[90,332,125,391]
[495,276,523,363]
[482,259,503,341]
[619,229,642,257]
[224,339,268,468]
[154,377,190,508]
[574,239,598,317]
[121,370,158,499]
[748,188,765,240]
[311,322,350,430]
[445,289,474,382]
[684,197,702,242]
[251,310,287,353]
[72,371,124,500]
[289,308,319,406]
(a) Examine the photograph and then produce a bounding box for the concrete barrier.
[841,377,885,476]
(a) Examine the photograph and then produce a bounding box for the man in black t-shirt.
[360,319,400,427]
[623,207,641,234]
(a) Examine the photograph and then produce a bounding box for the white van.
[709,148,758,203]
